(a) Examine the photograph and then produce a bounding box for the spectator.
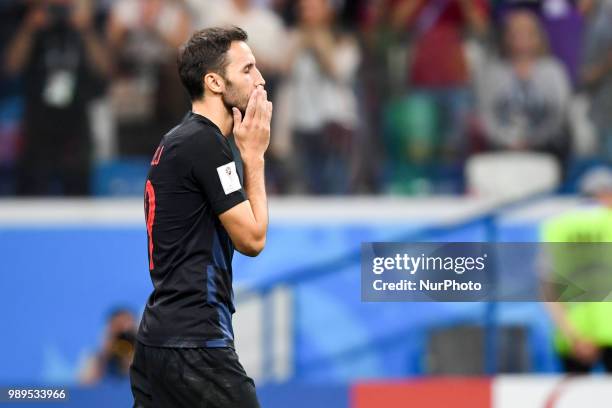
[581,0,612,163]
[478,10,571,166]
[79,308,137,384]
[4,0,110,196]
[344,0,391,193]
[106,0,191,157]
[282,0,361,194]
[390,0,489,159]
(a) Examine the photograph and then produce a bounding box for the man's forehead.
[226,41,255,67]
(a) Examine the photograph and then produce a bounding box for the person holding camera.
[4,0,110,196]
[79,308,137,385]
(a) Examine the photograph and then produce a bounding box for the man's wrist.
[241,155,265,167]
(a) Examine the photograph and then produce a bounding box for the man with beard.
[130,26,271,407]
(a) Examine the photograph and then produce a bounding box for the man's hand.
[220,87,272,257]
[232,86,272,163]
[5,5,47,75]
[24,6,48,33]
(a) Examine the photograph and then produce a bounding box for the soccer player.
[130,26,271,407]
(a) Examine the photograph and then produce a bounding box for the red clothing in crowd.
[405,0,489,87]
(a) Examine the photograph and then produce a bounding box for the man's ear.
[204,72,225,95]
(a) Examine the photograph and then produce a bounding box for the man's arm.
[544,301,600,364]
[219,160,267,257]
[219,87,272,257]
[540,246,600,364]
[4,6,46,75]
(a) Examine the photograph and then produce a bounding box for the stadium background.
[2,0,612,406]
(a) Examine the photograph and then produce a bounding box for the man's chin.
[223,100,247,117]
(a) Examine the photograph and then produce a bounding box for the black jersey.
[138,111,246,348]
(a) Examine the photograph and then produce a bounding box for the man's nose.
[256,68,266,87]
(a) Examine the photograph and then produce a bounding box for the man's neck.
[191,98,233,137]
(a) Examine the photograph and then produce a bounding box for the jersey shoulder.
[172,115,229,155]
[159,114,230,164]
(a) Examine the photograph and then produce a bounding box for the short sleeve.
[189,131,247,215]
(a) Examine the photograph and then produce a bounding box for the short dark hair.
[178,26,248,101]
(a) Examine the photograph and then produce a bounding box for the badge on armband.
[217,162,241,194]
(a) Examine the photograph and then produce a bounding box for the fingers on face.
[265,101,273,122]
[255,88,266,123]
[232,107,242,128]
[243,89,258,124]
[241,88,271,126]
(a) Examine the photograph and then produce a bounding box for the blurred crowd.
[1,0,612,196]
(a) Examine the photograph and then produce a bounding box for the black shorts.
[130,341,260,408]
